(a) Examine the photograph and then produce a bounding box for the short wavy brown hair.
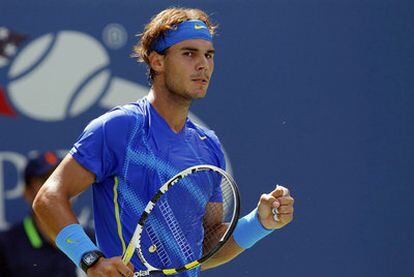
[132,7,218,84]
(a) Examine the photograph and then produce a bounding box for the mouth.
[191,78,208,85]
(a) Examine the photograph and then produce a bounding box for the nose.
[196,56,209,72]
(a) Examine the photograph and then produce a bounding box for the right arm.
[33,154,133,276]
[33,154,94,239]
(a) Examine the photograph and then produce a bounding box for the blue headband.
[152,20,213,53]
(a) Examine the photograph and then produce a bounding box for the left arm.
[201,186,294,270]
[200,202,244,270]
[201,237,244,270]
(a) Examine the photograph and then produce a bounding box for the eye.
[205,53,214,60]
[183,52,193,57]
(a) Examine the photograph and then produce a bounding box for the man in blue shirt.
[33,7,294,277]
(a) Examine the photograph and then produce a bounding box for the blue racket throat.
[55,223,99,266]
[233,208,274,249]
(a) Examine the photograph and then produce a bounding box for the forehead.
[169,39,214,51]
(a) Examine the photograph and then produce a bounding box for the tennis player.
[33,7,294,277]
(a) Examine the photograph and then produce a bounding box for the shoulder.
[97,101,146,127]
[84,100,148,136]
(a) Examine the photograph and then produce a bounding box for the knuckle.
[281,214,291,221]
[278,185,289,192]
[102,264,117,275]
[260,194,269,201]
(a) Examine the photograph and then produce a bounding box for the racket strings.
[139,171,211,268]
[202,175,235,255]
[135,168,238,271]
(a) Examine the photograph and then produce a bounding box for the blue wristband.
[55,224,99,267]
[233,208,275,249]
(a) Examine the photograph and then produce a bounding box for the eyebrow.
[180,47,215,54]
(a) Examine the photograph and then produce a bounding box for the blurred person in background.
[0,151,87,277]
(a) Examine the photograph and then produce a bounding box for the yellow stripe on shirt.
[113,176,126,253]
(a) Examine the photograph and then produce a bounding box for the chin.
[191,90,207,99]
[193,85,209,97]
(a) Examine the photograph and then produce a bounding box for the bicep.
[32,153,96,239]
[41,153,95,199]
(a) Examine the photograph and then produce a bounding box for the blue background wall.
[1,0,413,276]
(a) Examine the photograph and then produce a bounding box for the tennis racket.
[122,164,240,276]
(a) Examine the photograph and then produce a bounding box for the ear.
[148,51,165,75]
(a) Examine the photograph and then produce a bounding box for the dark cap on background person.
[24,151,61,185]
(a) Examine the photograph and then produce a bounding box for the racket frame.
[122,164,240,276]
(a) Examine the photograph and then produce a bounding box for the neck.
[148,83,191,133]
